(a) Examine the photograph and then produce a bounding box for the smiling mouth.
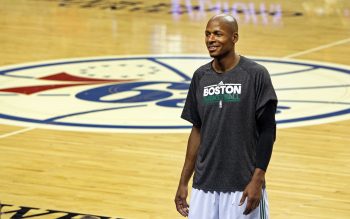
[208,46,219,52]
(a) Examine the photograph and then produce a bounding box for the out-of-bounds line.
[283,38,350,58]
[0,127,35,139]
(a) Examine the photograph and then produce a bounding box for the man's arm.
[174,125,201,217]
[240,100,277,215]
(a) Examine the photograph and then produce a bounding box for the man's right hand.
[174,184,189,217]
[175,126,200,217]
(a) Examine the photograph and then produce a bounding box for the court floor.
[0,0,349,218]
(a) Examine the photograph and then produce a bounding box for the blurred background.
[0,0,349,218]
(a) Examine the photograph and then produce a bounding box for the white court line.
[0,127,35,139]
[283,38,350,58]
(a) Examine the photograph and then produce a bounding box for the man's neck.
[213,53,240,73]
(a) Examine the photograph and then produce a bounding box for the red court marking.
[40,72,135,82]
[0,72,137,95]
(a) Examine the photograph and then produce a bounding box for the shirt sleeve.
[181,74,202,128]
[255,100,277,171]
[255,66,278,118]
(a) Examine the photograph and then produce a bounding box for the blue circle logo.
[0,55,349,132]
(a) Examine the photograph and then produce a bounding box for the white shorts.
[188,188,269,219]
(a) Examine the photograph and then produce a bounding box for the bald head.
[208,14,238,34]
[205,14,239,59]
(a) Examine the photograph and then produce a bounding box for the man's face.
[205,20,235,58]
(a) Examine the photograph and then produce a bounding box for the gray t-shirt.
[181,56,277,192]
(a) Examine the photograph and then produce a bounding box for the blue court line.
[254,58,350,76]
[0,56,349,129]
[0,56,349,79]
[271,66,317,76]
[1,105,349,129]
[43,104,147,122]
[276,84,350,91]
[147,58,192,81]
[279,99,350,105]
[1,75,34,79]
[277,108,350,124]
[0,113,191,129]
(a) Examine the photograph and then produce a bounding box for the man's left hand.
[239,169,265,215]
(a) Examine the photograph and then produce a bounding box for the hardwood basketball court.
[0,0,349,218]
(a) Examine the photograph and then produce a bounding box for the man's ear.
[232,32,239,43]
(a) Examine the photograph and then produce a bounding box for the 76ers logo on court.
[0,55,349,132]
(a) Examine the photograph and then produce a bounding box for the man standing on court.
[174,14,277,218]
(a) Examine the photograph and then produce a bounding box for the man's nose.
[208,34,216,42]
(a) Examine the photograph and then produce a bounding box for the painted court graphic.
[0,55,349,132]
